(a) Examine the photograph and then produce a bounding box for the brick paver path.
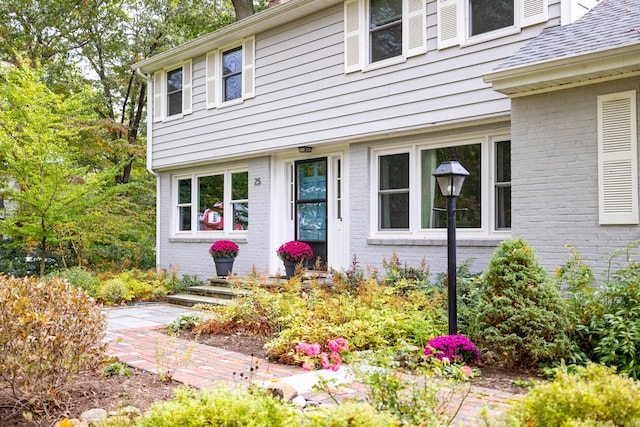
[105,326,520,426]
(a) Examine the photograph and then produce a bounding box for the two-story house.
[132,0,638,280]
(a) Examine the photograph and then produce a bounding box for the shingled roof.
[484,0,640,95]
[496,0,640,71]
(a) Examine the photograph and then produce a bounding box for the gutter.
[134,68,161,270]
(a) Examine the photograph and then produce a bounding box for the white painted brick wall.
[512,79,640,280]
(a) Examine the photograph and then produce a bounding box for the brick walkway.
[105,326,520,426]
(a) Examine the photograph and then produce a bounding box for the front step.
[165,293,231,307]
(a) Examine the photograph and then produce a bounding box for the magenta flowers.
[208,240,239,259]
[276,240,313,262]
[423,334,480,364]
[295,338,349,371]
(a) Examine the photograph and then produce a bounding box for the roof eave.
[132,0,343,74]
[483,44,640,97]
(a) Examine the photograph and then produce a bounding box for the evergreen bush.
[468,238,571,367]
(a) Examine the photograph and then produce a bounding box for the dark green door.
[295,158,327,268]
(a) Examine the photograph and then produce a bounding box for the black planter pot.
[214,257,235,278]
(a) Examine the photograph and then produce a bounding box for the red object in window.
[203,203,224,230]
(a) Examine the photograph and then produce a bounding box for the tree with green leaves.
[0,62,121,276]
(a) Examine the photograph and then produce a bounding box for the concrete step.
[165,293,231,307]
[187,285,250,299]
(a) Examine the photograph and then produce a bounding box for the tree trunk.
[231,0,255,20]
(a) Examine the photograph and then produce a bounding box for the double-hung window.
[437,0,547,48]
[153,60,192,122]
[375,135,511,234]
[175,170,249,234]
[344,0,426,73]
[206,37,255,108]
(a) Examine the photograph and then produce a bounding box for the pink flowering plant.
[295,338,349,371]
[276,240,313,262]
[208,240,239,259]
[423,334,480,364]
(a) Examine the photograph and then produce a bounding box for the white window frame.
[206,36,256,109]
[152,60,192,123]
[437,0,547,49]
[344,0,426,73]
[370,132,511,239]
[172,168,249,237]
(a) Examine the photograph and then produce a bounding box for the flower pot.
[283,260,298,279]
[214,257,235,278]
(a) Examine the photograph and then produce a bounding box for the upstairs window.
[222,47,243,102]
[469,0,515,36]
[166,67,183,116]
[152,60,192,122]
[369,0,403,63]
[344,0,426,73]
[206,37,255,109]
[437,0,547,49]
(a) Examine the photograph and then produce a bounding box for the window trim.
[172,168,249,237]
[370,132,511,239]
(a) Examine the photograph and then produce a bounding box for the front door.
[295,158,327,268]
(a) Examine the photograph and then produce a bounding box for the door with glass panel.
[295,159,327,268]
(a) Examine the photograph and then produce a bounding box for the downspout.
[135,68,161,270]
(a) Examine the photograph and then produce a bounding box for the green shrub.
[137,385,301,427]
[381,252,431,294]
[0,276,107,411]
[507,364,640,426]
[561,242,640,378]
[167,313,203,334]
[99,278,129,304]
[47,266,100,298]
[302,402,401,426]
[468,238,571,368]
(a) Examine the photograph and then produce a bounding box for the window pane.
[421,144,481,228]
[379,153,409,190]
[178,178,191,204]
[496,186,511,229]
[380,193,409,229]
[223,48,242,101]
[167,68,183,92]
[370,0,402,62]
[298,161,327,200]
[496,140,511,229]
[198,175,224,231]
[179,206,191,231]
[233,202,249,230]
[167,68,182,116]
[167,92,182,116]
[232,171,249,200]
[298,202,327,240]
[470,0,514,36]
[379,153,409,230]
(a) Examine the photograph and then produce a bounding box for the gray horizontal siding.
[150,0,560,170]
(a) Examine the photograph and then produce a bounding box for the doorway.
[295,158,327,268]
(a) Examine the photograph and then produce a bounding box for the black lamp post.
[432,161,469,336]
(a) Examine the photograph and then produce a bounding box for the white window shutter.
[405,0,427,58]
[437,0,460,49]
[206,51,218,109]
[243,36,256,99]
[521,0,547,28]
[344,0,362,73]
[182,59,193,115]
[598,91,639,225]
[153,72,163,123]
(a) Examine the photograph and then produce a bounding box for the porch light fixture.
[432,160,469,335]
[298,146,313,153]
